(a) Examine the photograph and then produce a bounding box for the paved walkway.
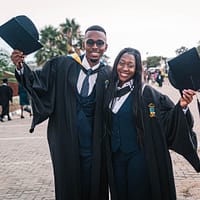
[0,116,54,200]
[0,81,200,200]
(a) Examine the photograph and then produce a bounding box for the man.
[156,70,164,87]
[11,25,111,200]
[0,78,13,122]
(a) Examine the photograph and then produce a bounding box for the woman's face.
[117,52,136,85]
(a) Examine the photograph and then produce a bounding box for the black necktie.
[80,68,93,97]
[80,64,103,97]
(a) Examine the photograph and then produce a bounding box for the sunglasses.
[86,39,105,47]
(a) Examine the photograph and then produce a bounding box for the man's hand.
[180,89,196,108]
[11,50,25,70]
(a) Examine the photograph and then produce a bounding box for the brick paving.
[0,116,54,200]
[0,81,199,200]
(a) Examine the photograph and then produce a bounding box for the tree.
[146,56,162,68]
[0,48,10,68]
[59,18,83,54]
[35,18,84,66]
[35,25,64,66]
[0,48,15,79]
[175,46,188,55]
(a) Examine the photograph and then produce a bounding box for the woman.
[104,47,200,200]
[18,84,32,118]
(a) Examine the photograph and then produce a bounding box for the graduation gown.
[15,55,111,200]
[107,84,200,200]
[0,84,13,116]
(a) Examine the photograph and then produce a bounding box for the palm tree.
[35,18,84,66]
[59,18,84,55]
[34,18,111,66]
[35,25,66,65]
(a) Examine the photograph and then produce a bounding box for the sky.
[0,0,200,64]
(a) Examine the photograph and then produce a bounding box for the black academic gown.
[107,84,200,200]
[0,84,13,117]
[15,55,111,200]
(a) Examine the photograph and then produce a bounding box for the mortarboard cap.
[0,15,43,55]
[168,47,200,91]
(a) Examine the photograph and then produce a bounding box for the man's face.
[84,30,108,66]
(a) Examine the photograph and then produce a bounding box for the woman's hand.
[180,89,196,108]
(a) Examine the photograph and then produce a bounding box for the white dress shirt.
[77,56,100,96]
[111,80,134,114]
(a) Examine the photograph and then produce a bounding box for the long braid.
[132,52,144,148]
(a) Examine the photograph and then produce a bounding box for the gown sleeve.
[158,94,200,172]
[15,60,56,132]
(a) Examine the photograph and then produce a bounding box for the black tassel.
[29,128,34,133]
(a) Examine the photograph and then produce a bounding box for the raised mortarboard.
[168,47,200,117]
[0,15,43,55]
[168,47,200,91]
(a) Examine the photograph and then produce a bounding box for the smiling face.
[117,52,136,86]
[83,30,107,66]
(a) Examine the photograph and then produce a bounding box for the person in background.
[11,25,111,200]
[0,78,13,122]
[18,83,32,118]
[104,47,200,200]
[156,70,164,87]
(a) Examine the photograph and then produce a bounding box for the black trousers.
[112,150,151,200]
[80,154,93,200]
[1,102,10,119]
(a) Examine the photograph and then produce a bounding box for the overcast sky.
[0,0,200,64]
